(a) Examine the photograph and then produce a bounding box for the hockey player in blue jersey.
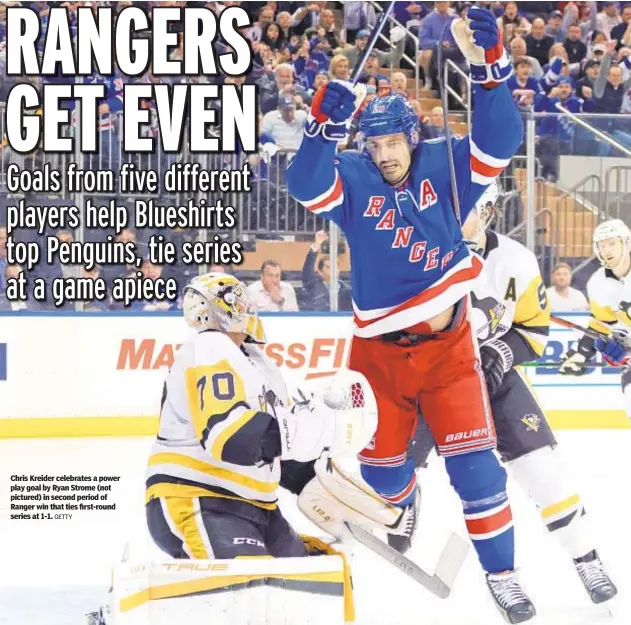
[287,8,533,623]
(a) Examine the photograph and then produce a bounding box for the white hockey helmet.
[182,273,266,343]
[593,219,631,271]
[463,181,500,250]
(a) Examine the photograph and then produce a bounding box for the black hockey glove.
[479,340,513,398]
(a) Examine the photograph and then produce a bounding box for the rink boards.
[0,312,628,437]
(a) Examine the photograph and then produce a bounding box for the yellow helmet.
[182,273,266,343]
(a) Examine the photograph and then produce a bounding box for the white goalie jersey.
[145,330,290,508]
[469,231,550,362]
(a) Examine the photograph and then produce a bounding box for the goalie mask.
[183,273,266,343]
[593,219,631,274]
[462,181,500,252]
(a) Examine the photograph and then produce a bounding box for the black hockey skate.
[387,486,421,554]
[486,571,536,624]
[573,550,618,604]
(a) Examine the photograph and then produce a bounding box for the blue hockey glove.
[305,80,366,142]
[451,7,512,86]
[594,336,629,367]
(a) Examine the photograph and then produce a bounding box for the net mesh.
[351,382,365,408]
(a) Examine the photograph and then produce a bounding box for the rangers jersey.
[286,84,523,338]
[145,331,289,509]
[471,232,550,364]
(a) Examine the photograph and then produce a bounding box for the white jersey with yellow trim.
[145,330,289,508]
[585,265,631,335]
[470,231,550,361]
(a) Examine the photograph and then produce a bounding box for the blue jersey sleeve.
[451,83,523,222]
[286,133,347,227]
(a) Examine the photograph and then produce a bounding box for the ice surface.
[0,432,629,625]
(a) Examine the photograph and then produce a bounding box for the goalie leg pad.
[509,446,594,560]
[107,555,353,625]
[445,450,515,574]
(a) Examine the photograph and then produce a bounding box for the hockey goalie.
[90,273,427,625]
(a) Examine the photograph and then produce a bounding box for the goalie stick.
[343,522,469,599]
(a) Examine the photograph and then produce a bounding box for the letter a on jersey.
[420,179,438,211]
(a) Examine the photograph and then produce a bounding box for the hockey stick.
[438,22,462,225]
[344,522,468,599]
[349,2,396,86]
[550,315,606,342]
[520,361,608,368]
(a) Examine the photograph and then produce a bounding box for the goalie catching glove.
[305,80,367,142]
[451,6,512,88]
[276,369,378,463]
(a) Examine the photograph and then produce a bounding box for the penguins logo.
[521,414,541,432]
[471,293,507,339]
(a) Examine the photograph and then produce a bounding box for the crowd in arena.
[0,1,629,312]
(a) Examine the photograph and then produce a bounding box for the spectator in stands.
[507,58,541,110]
[261,22,285,51]
[329,53,351,80]
[547,263,589,311]
[259,63,312,115]
[497,2,531,45]
[394,1,429,29]
[57,230,82,279]
[510,36,543,78]
[526,17,555,69]
[536,77,583,180]
[248,5,276,42]
[262,94,307,151]
[419,1,463,90]
[545,8,573,43]
[101,227,139,288]
[596,1,621,37]
[81,265,109,312]
[301,231,350,312]
[564,24,588,65]
[317,8,342,52]
[134,258,172,312]
[306,70,329,96]
[0,226,7,293]
[593,43,631,114]
[0,264,26,311]
[293,2,327,36]
[248,259,299,312]
[611,4,631,49]
[341,27,405,71]
[576,59,600,103]
[276,11,295,41]
[359,51,389,84]
[343,1,376,44]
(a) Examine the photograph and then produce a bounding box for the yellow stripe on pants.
[164,498,209,559]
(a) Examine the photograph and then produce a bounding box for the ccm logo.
[445,428,489,443]
[234,537,265,547]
